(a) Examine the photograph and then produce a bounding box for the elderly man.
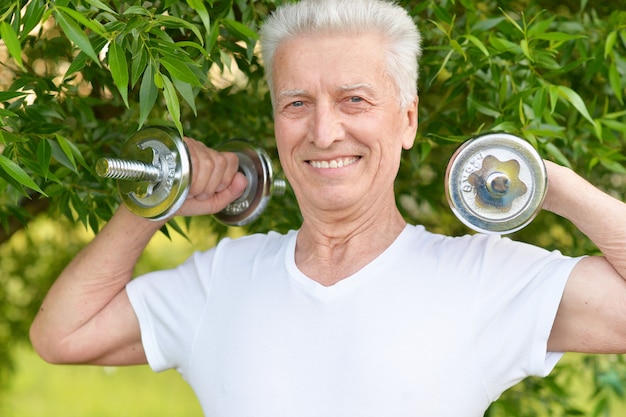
[30,0,626,416]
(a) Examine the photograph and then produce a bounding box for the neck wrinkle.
[295,205,407,286]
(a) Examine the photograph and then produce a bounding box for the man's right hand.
[175,137,249,219]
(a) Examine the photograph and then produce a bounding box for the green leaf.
[123,6,152,16]
[489,35,522,55]
[62,136,88,170]
[556,85,595,125]
[175,41,210,58]
[130,42,149,87]
[108,40,130,107]
[468,96,501,118]
[0,155,47,195]
[0,129,28,143]
[64,37,108,79]
[0,22,24,69]
[219,49,233,71]
[56,6,106,37]
[500,9,524,34]
[0,108,18,121]
[520,38,532,62]
[601,118,626,132]
[153,70,164,89]
[207,20,220,51]
[139,64,158,128]
[428,49,454,86]
[162,76,182,135]
[52,135,77,173]
[526,16,554,38]
[545,142,572,168]
[186,0,211,35]
[156,15,203,45]
[605,30,618,58]
[463,34,490,57]
[533,32,585,42]
[173,78,197,115]
[471,17,505,32]
[0,91,28,101]
[222,19,258,40]
[159,55,202,86]
[548,84,559,113]
[608,64,623,105]
[83,0,116,14]
[54,9,100,65]
[532,86,548,119]
[21,0,46,38]
[37,139,52,179]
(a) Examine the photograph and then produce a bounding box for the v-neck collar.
[284,224,413,301]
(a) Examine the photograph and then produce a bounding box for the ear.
[401,95,419,150]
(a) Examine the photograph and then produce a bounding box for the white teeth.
[309,157,358,169]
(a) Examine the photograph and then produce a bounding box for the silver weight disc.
[213,139,274,226]
[118,127,191,220]
[445,133,547,234]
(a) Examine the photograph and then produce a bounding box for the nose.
[310,102,344,149]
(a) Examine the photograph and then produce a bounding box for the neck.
[295,206,407,286]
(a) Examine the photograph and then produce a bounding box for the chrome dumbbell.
[445,132,547,234]
[95,127,286,225]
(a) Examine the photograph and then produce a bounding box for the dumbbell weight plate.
[118,127,191,220]
[214,139,274,226]
[445,133,547,234]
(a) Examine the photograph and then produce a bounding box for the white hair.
[259,0,422,109]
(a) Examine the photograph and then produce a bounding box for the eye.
[341,95,370,114]
[291,100,304,107]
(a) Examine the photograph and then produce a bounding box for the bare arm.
[30,207,162,365]
[544,160,626,353]
[30,138,247,366]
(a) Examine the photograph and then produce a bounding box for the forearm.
[30,205,164,361]
[542,160,626,277]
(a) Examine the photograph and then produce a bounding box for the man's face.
[272,33,418,218]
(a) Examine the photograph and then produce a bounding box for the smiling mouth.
[308,156,360,169]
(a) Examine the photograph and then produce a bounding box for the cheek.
[274,121,292,155]
[274,126,300,181]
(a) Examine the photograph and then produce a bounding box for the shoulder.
[400,224,574,274]
[200,229,296,267]
[401,224,497,255]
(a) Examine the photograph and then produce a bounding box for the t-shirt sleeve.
[126,249,217,373]
[470,234,582,401]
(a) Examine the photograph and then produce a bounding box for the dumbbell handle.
[96,157,162,183]
[96,155,286,196]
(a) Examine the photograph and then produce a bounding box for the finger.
[179,172,248,217]
[193,152,240,200]
[184,138,239,199]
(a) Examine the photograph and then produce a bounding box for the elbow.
[29,319,69,365]
[29,321,55,364]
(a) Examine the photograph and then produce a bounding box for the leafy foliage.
[0,0,626,414]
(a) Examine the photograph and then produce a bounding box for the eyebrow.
[338,83,375,93]
[278,84,376,98]
[278,89,308,98]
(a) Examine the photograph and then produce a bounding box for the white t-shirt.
[127,224,581,417]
